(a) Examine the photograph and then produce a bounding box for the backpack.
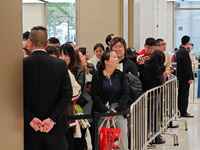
[126,72,143,106]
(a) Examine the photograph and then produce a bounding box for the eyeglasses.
[157,43,166,46]
[113,46,123,50]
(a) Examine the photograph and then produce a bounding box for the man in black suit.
[176,35,194,118]
[24,26,72,150]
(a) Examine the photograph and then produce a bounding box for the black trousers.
[178,80,190,115]
[24,131,68,150]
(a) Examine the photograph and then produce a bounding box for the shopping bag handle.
[110,117,118,129]
[98,117,107,134]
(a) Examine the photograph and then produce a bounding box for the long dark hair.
[145,50,166,78]
[78,47,86,56]
[60,43,78,72]
[97,49,113,71]
[75,51,90,75]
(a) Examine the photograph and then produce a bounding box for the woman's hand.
[110,109,117,120]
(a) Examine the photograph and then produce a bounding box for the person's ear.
[46,40,49,48]
[28,39,32,49]
[108,41,111,46]
[105,60,108,65]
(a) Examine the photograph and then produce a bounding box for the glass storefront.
[46,2,76,45]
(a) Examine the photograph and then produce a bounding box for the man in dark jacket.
[176,35,194,117]
[24,26,72,150]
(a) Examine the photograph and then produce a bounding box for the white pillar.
[157,0,167,40]
[134,0,140,51]
[139,0,157,50]
[167,1,174,52]
[123,0,128,44]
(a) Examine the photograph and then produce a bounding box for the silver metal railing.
[130,74,187,150]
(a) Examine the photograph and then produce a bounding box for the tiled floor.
[155,103,200,150]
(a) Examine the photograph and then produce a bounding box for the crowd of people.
[23,26,194,150]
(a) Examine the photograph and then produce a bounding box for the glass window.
[174,1,200,54]
[174,9,200,52]
[46,2,76,45]
[174,1,200,8]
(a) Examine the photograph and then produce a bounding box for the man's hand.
[188,80,193,84]
[43,118,55,133]
[29,117,43,132]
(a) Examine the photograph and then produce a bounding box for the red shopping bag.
[99,127,121,150]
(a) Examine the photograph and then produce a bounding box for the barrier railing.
[67,74,188,150]
[130,74,187,150]
[130,93,147,150]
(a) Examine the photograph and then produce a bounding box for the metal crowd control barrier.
[130,74,188,150]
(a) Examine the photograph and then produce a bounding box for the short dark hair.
[190,43,194,46]
[145,37,156,46]
[155,38,164,46]
[105,34,114,46]
[78,47,87,56]
[174,48,178,52]
[23,31,30,40]
[65,41,73,44]
[48,37,60,45]
[29,26,47,48]
[46,46,60,58]
[94,43,105,51]
[181,35,190,45]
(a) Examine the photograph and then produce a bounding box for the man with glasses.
[155,38,171,70]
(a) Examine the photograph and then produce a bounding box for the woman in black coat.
[91,50,129,150]
[138,50,166,92]
[138,50,166,144]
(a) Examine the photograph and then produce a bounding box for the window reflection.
[46,2,76,45]
[174,2,200,54]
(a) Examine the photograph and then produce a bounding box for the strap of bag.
[98,117,119,134]
[98,117,107,134]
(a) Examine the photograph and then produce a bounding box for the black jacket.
[72,67,85,92]
[91,69,129,113]
[176,46,194,81]
[120,57,138,77]
[23,50,72,135]
[139,64,165,92]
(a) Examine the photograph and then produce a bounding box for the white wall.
[23,3,44,32]
[139,0,157,50]
[123,0,128,44]
[134,0,140,51]
[133,0,173,52]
